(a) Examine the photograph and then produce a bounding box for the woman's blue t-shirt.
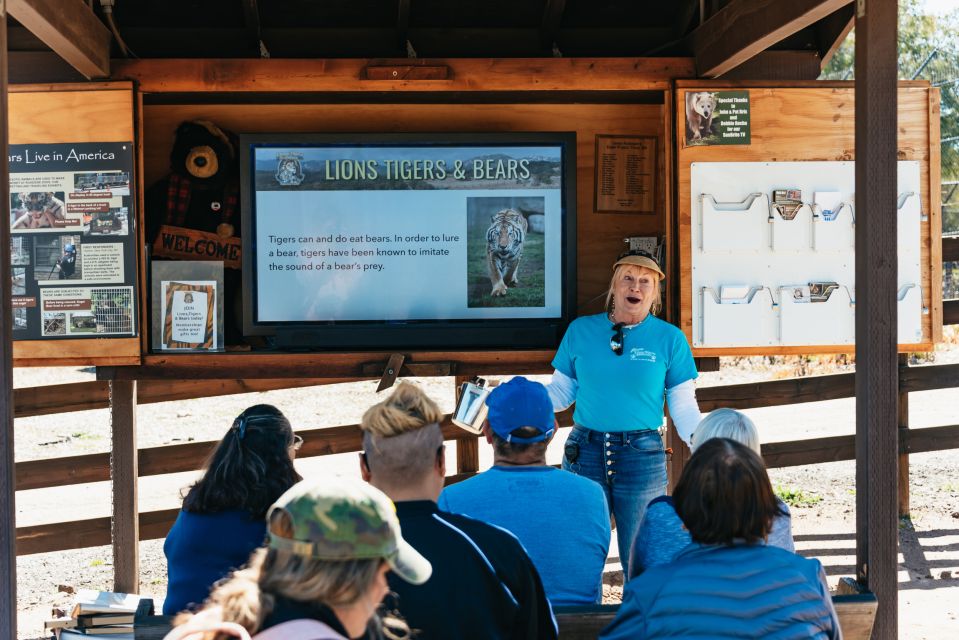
[552,313,697,432]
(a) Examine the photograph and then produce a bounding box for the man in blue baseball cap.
[439,376,611,607]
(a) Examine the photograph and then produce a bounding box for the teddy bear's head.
[170,120,235,188]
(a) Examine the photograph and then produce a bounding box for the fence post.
[110,380,139,593]
[898,354,910,518]
[454,375,479,474]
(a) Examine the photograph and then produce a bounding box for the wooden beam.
[898,354,910,517]
[689,0,852,78]
[8,0,110,78]
[717,50,822,81]
[110,381,139,593]
[817,4,855,70]
[110,58,692,93]
[98,350,559,380]
[0,9,17,638]
[854,1,899,636]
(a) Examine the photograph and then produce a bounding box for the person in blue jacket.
[547,249,702,571]
[163,404,303,615]
[601,438,841,640]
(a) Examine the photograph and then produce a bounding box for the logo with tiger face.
[486,208,528,297]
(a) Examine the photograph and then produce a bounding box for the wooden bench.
[135,593,878,639]
[553,593,878,639]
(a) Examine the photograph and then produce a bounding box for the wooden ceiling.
[6,0,855,82]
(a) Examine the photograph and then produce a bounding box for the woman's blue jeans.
[562,425,667,573]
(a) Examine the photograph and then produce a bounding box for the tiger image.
[486,208,528,297]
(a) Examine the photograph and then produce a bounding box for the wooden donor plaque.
[152,225,241,269]
[594,135,656,214]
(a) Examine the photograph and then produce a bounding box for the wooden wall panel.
[676,84,939,355]
[9,83,140,366]
[9,83,133,143]
[143,102,668,316]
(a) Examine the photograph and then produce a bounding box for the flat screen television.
[240,132,576,350]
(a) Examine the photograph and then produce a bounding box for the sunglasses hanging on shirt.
[610,322,626,356]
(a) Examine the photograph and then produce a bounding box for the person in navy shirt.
[162,404,303,615]
[547,249,702,572]
[440,376,610,606]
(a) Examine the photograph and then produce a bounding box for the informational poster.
[684,90,751,146]
[7,142,137,339]
[594,135,656,214]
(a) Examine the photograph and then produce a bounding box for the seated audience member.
[439,376,610,606]
[628,408,794,577]
[628,408,794,578]
[163,476,429,640]
[163,404,303,615]
[359,382,558,639]
[602,439,840,640]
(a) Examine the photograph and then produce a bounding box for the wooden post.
[453,375,480,474]
[854,1,899,638]
[110,380,139,593]
[898,354,910,518]
[0,6,17,638]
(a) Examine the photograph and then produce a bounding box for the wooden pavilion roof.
[7,0,855,81]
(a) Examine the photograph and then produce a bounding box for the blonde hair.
[605,264,662,316]
[691,408,760,454]
[174,510,408,640]
[361,381,443,438]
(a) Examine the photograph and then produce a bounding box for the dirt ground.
[11,333,959,639]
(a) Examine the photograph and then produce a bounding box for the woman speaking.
[548,249,702,571]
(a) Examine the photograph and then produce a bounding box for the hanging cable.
[99,0,136,58]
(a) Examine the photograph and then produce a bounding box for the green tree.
[822,0,959,235]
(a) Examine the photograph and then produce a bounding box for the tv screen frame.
[239,132,577,351]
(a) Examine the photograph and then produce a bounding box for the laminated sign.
[685,90,751,146]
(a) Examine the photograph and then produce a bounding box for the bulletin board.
[677,83,942,356]
[8,83,141,366]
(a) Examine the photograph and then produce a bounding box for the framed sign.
[594,135,656,214]
[151,261,225,352]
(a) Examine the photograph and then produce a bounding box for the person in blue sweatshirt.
[602,438,840,640]
[162,404,303,615]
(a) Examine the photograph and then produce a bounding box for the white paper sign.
[170,290,208,343]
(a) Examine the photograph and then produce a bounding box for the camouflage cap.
[266,476,431,585]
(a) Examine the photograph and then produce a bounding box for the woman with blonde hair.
[627,408,795,579]
[547,249,702,572]
[164,476,431,640]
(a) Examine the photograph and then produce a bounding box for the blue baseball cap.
[486,377,555,443]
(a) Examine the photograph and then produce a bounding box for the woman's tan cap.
[613,251,666,281]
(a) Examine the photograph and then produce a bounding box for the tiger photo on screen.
[486,208,528,297]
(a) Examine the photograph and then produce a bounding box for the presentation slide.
[251,144,566,323]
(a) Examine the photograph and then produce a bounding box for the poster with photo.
[7,142,137,340]
[38,286,135,336]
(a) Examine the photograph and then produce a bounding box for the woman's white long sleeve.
[546,369,579,412]
[666,379,702,446]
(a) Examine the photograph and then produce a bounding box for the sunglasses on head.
[610,322,625,356]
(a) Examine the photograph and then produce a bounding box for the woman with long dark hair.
[163,404,303,615]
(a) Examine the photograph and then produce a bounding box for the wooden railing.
[13,361,959,555]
